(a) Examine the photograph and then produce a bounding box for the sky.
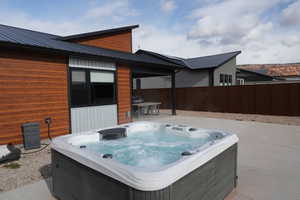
[0,0,300,64]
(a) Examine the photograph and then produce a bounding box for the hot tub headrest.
[98,128,127,140]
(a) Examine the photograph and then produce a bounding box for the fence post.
[171,71,176,115]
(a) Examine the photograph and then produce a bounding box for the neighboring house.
[0,24,181,144]
[239,63,300,81]
[236,68,275,85]
[134,50,241,89]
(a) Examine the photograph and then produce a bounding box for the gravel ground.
[161,110,300,126]
[0,142,52,192]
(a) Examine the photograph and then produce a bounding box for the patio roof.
[135,49,241,70]
[0,24,181,70]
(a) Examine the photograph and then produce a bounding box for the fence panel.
[138,83,300,116]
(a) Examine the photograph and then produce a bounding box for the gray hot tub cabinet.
[52,144,237,200]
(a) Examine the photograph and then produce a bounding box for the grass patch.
[3,162,21,169]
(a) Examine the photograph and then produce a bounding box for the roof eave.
[237,68,275,79]
[0,40,180,70]
[135,50,186,68]
[211,51,242,69]
[60,25,139,41]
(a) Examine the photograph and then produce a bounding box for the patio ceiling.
[131,65,173,78]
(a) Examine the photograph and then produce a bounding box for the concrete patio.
[1,112,300,200]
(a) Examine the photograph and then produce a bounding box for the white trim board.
[69,57,116,71]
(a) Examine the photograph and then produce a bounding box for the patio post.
[171,71,176,115]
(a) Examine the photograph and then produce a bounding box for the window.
[70,68,116,107]
[236,78,245,85]
[90,71,115,105]
[71,70,89,107]
[220,74,225,86]
[225,75,229,86]
[228,75,232,85]
[220,73,233,86]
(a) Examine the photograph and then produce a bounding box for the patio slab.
[138,113,300,200]
[0,178,55,200]
[1,113,300,200]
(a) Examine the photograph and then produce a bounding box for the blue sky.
[0,0,300,64]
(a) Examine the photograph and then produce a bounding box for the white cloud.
[180,0,300,64]
[0,0,300,65]
[86,0,139,21]
[133,0,300,64]
[281,0,300,26]
[187,0,283,43]
[0,0,139,36]
[133,25,230,58]
[160,0,177,13]
[0,11,86,36]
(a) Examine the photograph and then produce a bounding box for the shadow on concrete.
[39,164,52,193]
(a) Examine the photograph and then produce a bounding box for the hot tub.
[51,121,238,200]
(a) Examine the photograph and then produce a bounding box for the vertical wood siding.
[117,64,132,124]
[68,31,133,52]
[139,83,300,116]
[0,50,69,144]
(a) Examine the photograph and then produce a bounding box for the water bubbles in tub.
[79,129,214,169]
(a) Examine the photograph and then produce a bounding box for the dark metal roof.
[0,24,180,69]
[135,49,241,70]
[184,51,241,69]
[60,25,139,41]
[135,49,186,67]
[0,24,61,39]
[237,68,275,79]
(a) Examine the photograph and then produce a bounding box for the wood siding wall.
[0,50,69,144]
[69,30,133,124]
[139,83,300,116]
[68,31,133,52]
[117,64,132,124]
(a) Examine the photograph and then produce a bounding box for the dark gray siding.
[213,57,237,86]
[139,69,210,89]
[52,143,237,200]
[138,57,237,89]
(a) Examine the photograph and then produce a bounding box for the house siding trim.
[69,57,116,71]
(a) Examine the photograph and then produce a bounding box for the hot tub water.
[75,125,222,169]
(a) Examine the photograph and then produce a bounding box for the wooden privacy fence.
[138,83,300,116]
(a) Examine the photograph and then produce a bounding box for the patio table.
[132,102,161,118]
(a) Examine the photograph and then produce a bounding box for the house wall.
[69,31,133,124]
[139,76,171,89]
[69,57,118,133]
[67,31,133,53]
[213,57,237,86]
[117,64,132,124]
[71,105,118,133]
[139,69,210,89]
[0,49,69,144]
[176,69,210,87]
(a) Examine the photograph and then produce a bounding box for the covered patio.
[131,64,178,118]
